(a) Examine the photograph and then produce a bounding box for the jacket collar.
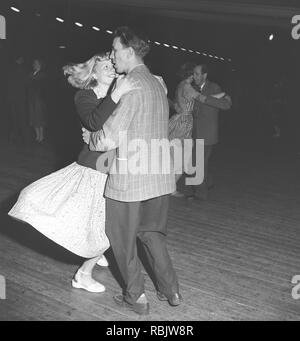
[128,64,148,75]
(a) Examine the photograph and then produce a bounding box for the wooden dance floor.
[0,139,300,321]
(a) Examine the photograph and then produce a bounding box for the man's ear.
[127,46,135,58]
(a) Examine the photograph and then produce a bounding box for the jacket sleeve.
[89,90,140,151]
[197,84,232,111]
[75,90,118,132]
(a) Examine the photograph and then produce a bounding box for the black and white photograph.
[0,0,300,322]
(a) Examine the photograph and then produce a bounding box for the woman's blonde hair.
[63,52,110,89]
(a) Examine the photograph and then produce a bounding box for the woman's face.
[186,75,194,84]
[94,59,116,86]
[33,60,41,72]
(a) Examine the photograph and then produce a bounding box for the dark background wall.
[0,0,299,153]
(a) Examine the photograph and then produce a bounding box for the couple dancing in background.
[9,26,180,316]
[169,62,232,197]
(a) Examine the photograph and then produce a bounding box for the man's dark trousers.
[105,195,179,304]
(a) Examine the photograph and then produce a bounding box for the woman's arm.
[183,83,199,100]
[75,77,140,132]
[194,84,232,110]
[75,91,118,132]
[174,83,188,114]
[203,93,232,110]
[83,89,140,152]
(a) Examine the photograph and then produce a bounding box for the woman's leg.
[39,127,44,142]
[170,138,185,196]
[73,255,106,291]
[78,255,102,274]
[34,127,40,141]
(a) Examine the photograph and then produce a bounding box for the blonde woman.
[9,52,138,293]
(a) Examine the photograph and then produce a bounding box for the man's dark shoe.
[186,193,208,201]
[113,294,150,315]
[157,292,183,306]
[195,191,208,201]
[171,190,185,198]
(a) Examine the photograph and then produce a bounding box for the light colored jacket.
[89,65,176,202]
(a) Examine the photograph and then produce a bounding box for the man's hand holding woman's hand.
[197,91,231,104]
[212,92,225,99]
[211,92,232,105]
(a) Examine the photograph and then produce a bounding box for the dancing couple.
[9,26,180,315]
[169,62,231,196]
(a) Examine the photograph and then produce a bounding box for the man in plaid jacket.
[84,27,181,315]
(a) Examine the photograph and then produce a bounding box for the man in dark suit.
[189,64,232,200]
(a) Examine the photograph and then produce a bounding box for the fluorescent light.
[269,33,274,41]
[163,43,170,47]
[154,41,161,45]
[202,53,207,56]
[196,51,201,54]
[106,30,113,34]
[59,46,66,49]
[188,49,194,53]
[10,6,20,12]
[172,46,179,49]
[75,22,83,27]
[92,26,100,31]
[181,48,187,51]
[56,17,64,23]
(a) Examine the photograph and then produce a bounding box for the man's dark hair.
[177,62,197,80]
[114,26,150,58]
